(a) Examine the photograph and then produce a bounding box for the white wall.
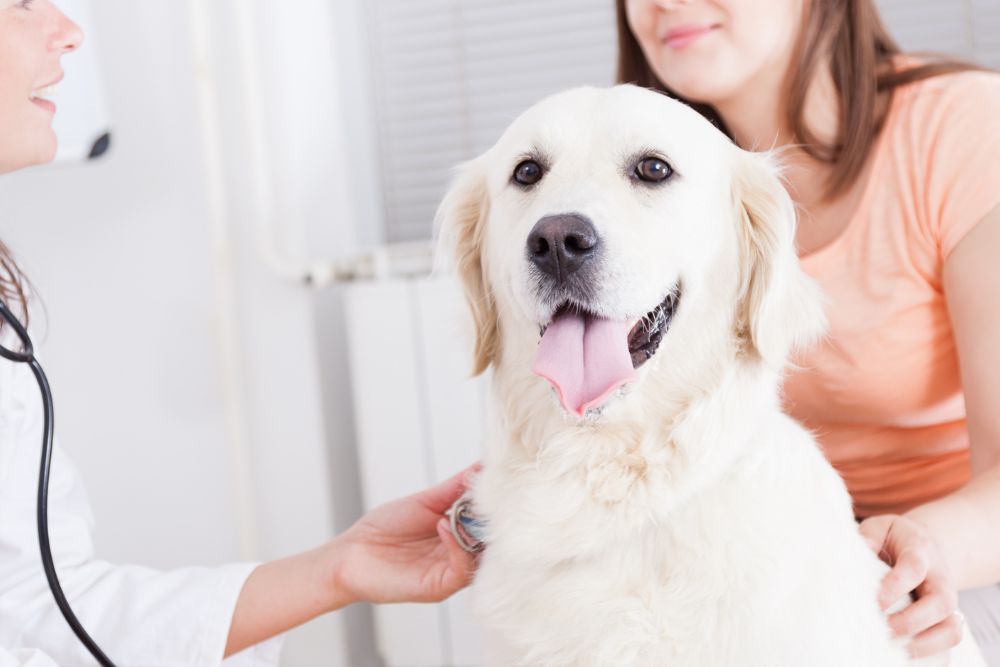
[0,0,383,663]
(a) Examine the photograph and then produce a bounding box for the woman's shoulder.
[883,62,1000,161]
[882,63,1000,258]
[892,64,1000,120]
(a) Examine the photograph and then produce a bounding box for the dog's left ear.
[434,157,500,376]
[732,150,826,369]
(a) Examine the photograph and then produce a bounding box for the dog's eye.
[635,157,673,183]
[513,160,543,186]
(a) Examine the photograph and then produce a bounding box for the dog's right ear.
[732,150,826,369]
[435,158,499,375]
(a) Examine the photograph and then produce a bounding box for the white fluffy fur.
[438,85,984,667]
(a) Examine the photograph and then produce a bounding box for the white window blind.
[877,0,1000,68]
[363,0,1000,243]
[876,0,974,57]
[971,0,1000,67]
[876,0,1000,67]
[363,0,617,242]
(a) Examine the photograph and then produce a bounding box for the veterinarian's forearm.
[905,462,1000,590]
[223,541,351,657]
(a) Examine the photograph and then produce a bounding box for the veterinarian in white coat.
[620,0,1000,663]
[0,2,475,665]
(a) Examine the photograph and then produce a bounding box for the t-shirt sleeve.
[918,71,1000,259]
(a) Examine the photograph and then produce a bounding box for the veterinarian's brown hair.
[0,241,30,329]
[615,0,984,201]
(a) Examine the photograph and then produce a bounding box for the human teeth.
[30,84,58,100]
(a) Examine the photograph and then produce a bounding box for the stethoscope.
[0,299,116,667]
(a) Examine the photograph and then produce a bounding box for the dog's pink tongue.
[533,310,637,416]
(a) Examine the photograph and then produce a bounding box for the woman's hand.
[225,466,480,656]
[328,465,480,606]
[859,514,963,658]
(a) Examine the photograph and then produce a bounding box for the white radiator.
[344,275,490,667]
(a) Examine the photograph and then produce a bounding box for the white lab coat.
[0,350,285,666]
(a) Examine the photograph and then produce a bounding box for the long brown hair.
[615,0,983,200]
[0,242,30,328]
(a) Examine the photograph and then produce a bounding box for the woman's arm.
[860,203,1000,657]
[906,202,1000,589]
[224,467,477,657]
[222,546,342,658]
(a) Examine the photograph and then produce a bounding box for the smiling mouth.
[532,285,682,416]
[626,288,681,368]
[662,24,720,49]
[30,83,59,113]
[539,285,682,370]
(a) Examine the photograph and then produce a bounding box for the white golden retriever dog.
[438,85,984,666]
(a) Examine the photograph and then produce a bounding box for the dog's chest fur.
[470,374,911,667]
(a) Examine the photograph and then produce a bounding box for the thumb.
[858,515,893,557]
[437,518,476,590]
[860,532,882,553]
[415,463,481,514]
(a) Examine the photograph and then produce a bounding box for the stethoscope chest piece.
[447,494,487,554]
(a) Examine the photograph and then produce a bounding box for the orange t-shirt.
[783,70,1000,518]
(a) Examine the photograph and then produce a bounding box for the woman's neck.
[712,63,841,209]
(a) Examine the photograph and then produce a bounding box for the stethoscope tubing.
[0,300,116,667]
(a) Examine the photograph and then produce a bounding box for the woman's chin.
[27,131,59,168]
[1,128,59,172]
[654,61,746,107]
[662,78,736,107]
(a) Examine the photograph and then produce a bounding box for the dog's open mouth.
[626,288,681,370]
[533,286,681,416]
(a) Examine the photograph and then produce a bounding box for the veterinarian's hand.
[859,514,963,659]
[329,464,480,605]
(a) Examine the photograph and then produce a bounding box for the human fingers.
[907,611,964,659]
[879,544,931,611]
[436,518,476,593]
[416,462,482,513]
[858,515,893,556]
[888,574,958,637]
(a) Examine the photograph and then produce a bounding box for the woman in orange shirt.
[619,0,1000,662]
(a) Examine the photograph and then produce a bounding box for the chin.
[5,129,59,171]
[651,53,750,107]
[34,131,59,165]
[660,74,744,108]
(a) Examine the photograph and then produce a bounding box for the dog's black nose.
[526,214,601,282]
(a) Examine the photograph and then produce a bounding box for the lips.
[662,24,718,49]
[31,98,56,114]
[30,74,63,113]
[34,74,64,91]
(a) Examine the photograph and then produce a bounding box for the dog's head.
[439,85,823,419]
